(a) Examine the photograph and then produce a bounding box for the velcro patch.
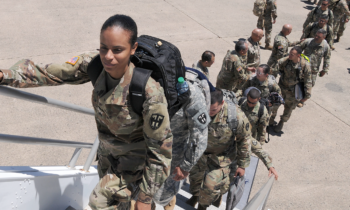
[66,56,80,65]
[252,140,257,146]
[278,45,284,49]
[246,123,250,131]
[150,114,164,130]
[197,112,207,124]
[237,66,242,72]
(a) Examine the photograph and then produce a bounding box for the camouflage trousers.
[269,104,280,123]
[189,155,231,206]
[311,72,318,87]
[257,17,273,45]
[337,18,348,37]
[333,16,347,37]
[279,87,298,122]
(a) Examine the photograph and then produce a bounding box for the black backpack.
[87,35,186,118]
[238,97,268,120]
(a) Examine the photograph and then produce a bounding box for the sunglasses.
[321,3,328,6]
[247,99,258,105]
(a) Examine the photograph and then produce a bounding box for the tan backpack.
[253,0,267,17]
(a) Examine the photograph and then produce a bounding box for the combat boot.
[164,196,176,210]
[269,117,276,126]
[331,46,335,50]
[265,44,273,50]
[335,36,340,42]
[186,195,198,207]
[274,121,284,133]
[197,204,207,210]
[212,195,222,207]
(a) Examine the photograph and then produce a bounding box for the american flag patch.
[237,66,242,71]
[66,56,80,65]
[278,45,283,49]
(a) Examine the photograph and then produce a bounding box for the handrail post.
[68,148,83,169]
[243,175,275,210]
[82,136,99,172]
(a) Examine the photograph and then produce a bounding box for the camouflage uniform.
[275,57,313,122]
[257,0,278,46]
[336,1,350,37]
[299,38,331,86]
[301,22,334,48]
[267,32,301,75]
[153,70,211,206]
[330,0,350,36]
[192,60,209,77]
[0,53,173,209]
[303,6,334,29]
[189,102,251,207]
[216,50,250,97]
[246,37,261,68]
[242,75,282,123]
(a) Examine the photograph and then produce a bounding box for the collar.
[93,63,134,105]
[241,100,260,115]
[248,37,258,46]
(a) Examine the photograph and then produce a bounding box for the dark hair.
[259,64,270,75]
[321,0,329,3]
[101,14,138,46]
[319,14,329,21]
[248,88,261,99]
[211,88,224,105]
[291,46,302,55]
[201,51,215,62]
[317,28,327,37]
[235,40,247,53]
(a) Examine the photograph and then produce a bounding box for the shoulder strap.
[313,6,318,16]
[226,102,238,135]
[86,54,103,86]
[129,67,152,116]
[267,75,275,92]
[238,97,246,106]
[258,102,265,120]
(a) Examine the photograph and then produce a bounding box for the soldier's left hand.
[235,167,245,177]
[300,98,308,103]
[319,71,326,77]
[273,19,276,24]
[268,167,278,180]
[173,166,189,181]
[346,19,349,23]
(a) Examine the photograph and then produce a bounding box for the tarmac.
[0,0,349,209]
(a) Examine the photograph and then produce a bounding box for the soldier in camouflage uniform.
[0,15,173,210]
[299,29,331,87]
[152,69,211,210]
[267,24,302,76]
[303,0,334,29]
[242,64,282,125]
[335,0,350,41]
[273,46,313,133]
[192,51,215,77]
[318,0,350,38]
[257,0,278,50]
[186,88,251,210]
[301,15,334,49]
[216,40,255,97]
[247,29,264,69]
[239,88,278,179]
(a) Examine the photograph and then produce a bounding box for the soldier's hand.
[0,71,3,82]
[346,19,349,23]
[300,98,308,103]
[235,167,245,177]
[247,67,256,72]
[273,19,276,24]
[319,71,326,77]
[135,201,151,210]
[268,167,278,180]
[173,167,189,181]
[300,38,306,42]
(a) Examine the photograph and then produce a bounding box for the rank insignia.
[246,123,250,131]
[197,113,207,124]
[150,114,164,130]
[66,56,80,65]
[252,140,257,146]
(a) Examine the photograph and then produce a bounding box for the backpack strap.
[267,75,276,93]
[87,54,104,86]
[238,97,246,106]
[258,102,265,120]
[129,67,152,116]
[226,101,238,135]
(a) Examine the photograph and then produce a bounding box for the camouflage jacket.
[205,101,251,169]
[303,6,334,29]
[275,56,313,99]
[301,22,334,47]
[170,71,210,173]
[192,60,209,77]
[0,53,173,200]
[242,75,282,99]
[299,38,331,73]
[263,0,278,19]
[251,139,274,169]
[331,0,350,19]
[247,37,261,68]
[240,100,269,143]
[267,32,301,67]
[216,50,250,91]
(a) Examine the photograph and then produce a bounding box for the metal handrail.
[0,86,95,116]
[243,175,275,210]
[0,86,99,171]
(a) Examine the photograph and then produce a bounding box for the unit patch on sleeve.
[66,56,80,65]
[150,114,164,130]
[246,123,250,131]
[197,112,207,124]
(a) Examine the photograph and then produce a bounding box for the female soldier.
[0,14,173,210]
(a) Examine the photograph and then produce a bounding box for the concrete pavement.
[0,0,349,209]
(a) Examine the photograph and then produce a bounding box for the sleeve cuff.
[0,69,12,84]
[137,191,153,204]
[179,161,192,172]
